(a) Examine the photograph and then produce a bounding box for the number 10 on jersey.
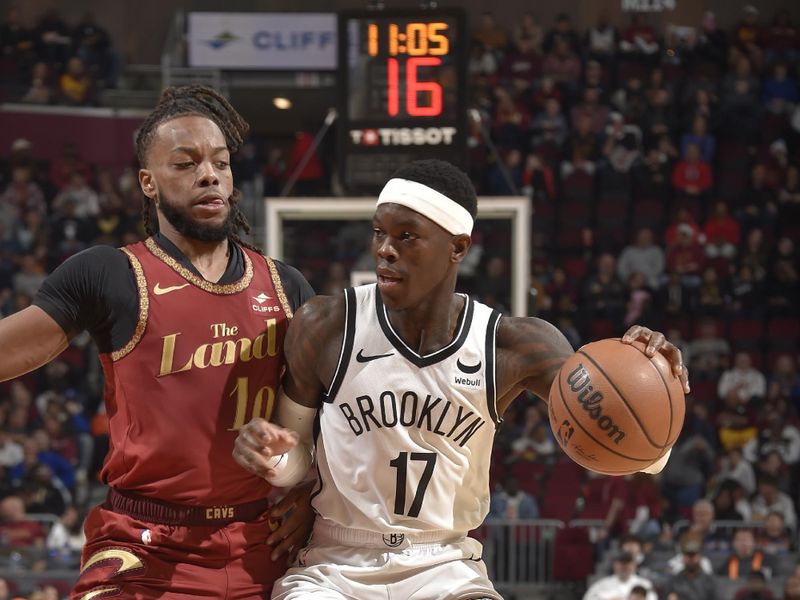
[390,452,437,517]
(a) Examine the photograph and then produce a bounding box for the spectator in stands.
[732,6,763,67]
[582,551,657,600]
[717,528,777,581]
[712,479,750,522]
[643,88,678,143]
[603,112,642,174]
[628,585,649,600]
[472,12,507,53]
[0,425,22,468]
[732,570,774,600]
[624,272,653,327]
[612,76,648,124]
[662,533,717,599]
[499,37,542,95]
[693,11,728,69]
[696,266,726,313]
[666,223,706,287]
[58,55,93,106]
[32,8,71,67]
[584,10,617,66]
[729,264,762,317]
[688,318,730,379]
[509,405,556,463]
[12,254,46,298]
[661,434,715,512]
[542,13,580,55]
[763,62,798,115]
[739,228,768,283]
[762,10,798,67]
[542,38,581,90]
[766,354,800,407]
[681,115,716,164]
[72,12,115,87]
[47,142,91,191]
[672,143,713,198]
[749,473,797,531]
[784,571,800,600]
[777,165,800,219]
[582,253,626,321]
[468,42,498,79]
[513,12,543,54]
[21,61,53,104]
[571,87,610,134]
[703,201,740,261]
[718,351,766,406]
[489,475,539,520]
[743,405,800,467]
[46,504,85,566]
[21,462,69,516]
[766,236,798,310]
[619,14,659,64]
[0,166,47,218]
[51,170,99,219]
[0,494,45,548]
[757,511,793,555]
[718,446,757,496]
[521,153,556,202]
[10,433,75,492]
[286,130,325,195]
[530,97,568,148]
[487,148,523,196]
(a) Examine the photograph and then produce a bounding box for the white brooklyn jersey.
[310,284,501,536]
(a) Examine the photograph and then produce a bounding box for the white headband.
[376,178,474,235]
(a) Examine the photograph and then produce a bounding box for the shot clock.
[338,9,468,193]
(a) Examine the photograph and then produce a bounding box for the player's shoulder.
[56,244,131,272]
[293,294,345,330]
[496,315,574,354]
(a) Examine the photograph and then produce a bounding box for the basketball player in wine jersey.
[0,86,314,598]
[234,160,690,599]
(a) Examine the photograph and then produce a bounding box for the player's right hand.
[233,418,299,480]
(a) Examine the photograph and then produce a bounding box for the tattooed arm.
[494,317,574,415]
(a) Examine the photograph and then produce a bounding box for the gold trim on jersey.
[111,249,149,362]
[264,256,293,319]
[144,237,253,295]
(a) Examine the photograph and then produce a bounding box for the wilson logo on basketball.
[566,363,626,445]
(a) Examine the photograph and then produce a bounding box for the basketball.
[548,338,685,476]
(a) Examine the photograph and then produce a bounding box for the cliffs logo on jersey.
[339,389,486,448]
[252,292,281,314]
[349,126,457,147]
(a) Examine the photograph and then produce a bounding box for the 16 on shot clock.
[338,8,467,193]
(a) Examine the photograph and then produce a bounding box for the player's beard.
[157,191,235,242]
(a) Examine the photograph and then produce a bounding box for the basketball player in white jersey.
[233,160,690,599]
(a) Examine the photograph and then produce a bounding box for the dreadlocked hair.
[136,85,262,253]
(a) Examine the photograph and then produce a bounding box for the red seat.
[561,171,595,203]
[768,317,800,341]
[689,379,718,403]
[692,317,726,338]
[552,527,594,581]
[561,256,588,280]
[729,318,765,347]
[589,318,617,341]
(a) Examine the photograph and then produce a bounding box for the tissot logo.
[349,126,457,147]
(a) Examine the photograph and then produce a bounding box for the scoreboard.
[337,8,468,193]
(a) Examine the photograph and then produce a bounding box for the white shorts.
[271,521,502,600]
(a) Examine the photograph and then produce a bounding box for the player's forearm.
[0,306,69,382]
[264,390,317,488]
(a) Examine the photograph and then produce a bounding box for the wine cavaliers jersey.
[311,284,501,536]
[98,238,291,505]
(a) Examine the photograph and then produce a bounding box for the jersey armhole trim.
[263,255,293,319]
[111,249,149,362]
[485,310,502,426]
[322,287,357,403]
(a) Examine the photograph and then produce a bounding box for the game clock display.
[338,9,467,193]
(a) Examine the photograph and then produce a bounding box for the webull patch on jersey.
[453,374,482,389]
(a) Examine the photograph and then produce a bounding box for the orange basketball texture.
[547,338,685,476]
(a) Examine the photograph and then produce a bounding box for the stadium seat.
[631,198,665,231]
[728,318,764,348]
[561,171,595,203]
[767,317,800,349]
[561,256,589,280]
[552,527,594,581]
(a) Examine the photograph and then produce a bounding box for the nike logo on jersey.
[356,349,394,363]
[153,282,190,296]
[456,358,482,374]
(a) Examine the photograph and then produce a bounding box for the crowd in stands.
[0,6,118,106]
[0,4,799,600]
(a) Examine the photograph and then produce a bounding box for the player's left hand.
[621,325,691,394]
[267,480,315,565]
